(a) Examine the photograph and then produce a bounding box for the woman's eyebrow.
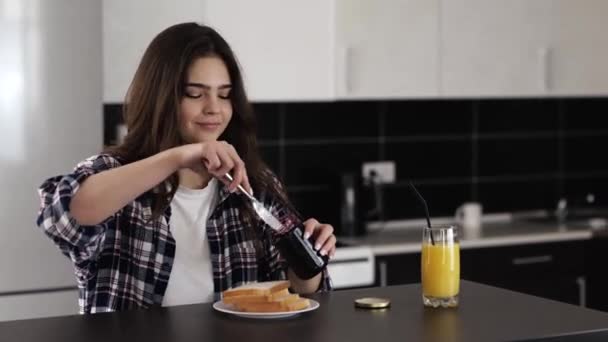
[184,82,232,89]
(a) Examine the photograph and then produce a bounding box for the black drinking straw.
[408,181,435,245]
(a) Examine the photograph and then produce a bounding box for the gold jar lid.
[354,297,391,309]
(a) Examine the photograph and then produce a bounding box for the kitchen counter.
[3,281,608,341]
[338,219,600,256]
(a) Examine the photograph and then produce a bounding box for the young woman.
[36,22,334,314]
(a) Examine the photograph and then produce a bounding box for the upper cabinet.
[203,0,334,102]
[335,0,440,99]
[546,0,608,96]
[103,0,205,103]
[441,0,608,97]
[441,0,553,97]
[103,0,608,102]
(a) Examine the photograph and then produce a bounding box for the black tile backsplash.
[285,101,380,139]
[478,138,558,177]
[384,100,473,137]
[478,179,559,213]
[563,176,608,206]
[104,97,608,223]
[564,135,608,174]
[284,143,378,186]
[563,98,608,130]
[384,182,473,220]
[477,99,559,133]
[288,188,339,226]
[258,145,280,177]
[253,103,281,141]
[385,139,472,180]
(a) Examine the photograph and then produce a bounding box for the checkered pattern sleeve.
[36,154,122,265]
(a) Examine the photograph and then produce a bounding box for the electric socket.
[362,161,396,184]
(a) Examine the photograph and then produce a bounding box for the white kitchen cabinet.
[441,0,553,97]
[104,1,608,102]
[546,0,608,96]
[103,0,205,103]
[202,0,334,102]
[335,0,439,99]
[441,0,608,97]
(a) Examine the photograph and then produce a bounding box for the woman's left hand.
[302,218,336,259]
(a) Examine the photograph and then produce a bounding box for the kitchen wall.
[104,97,608,227]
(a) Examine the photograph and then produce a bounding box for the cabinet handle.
[511,255,553,265]
[379,261,388,287]
[538,46,552,92]
[342,45,354,94]
[577,276,587,307]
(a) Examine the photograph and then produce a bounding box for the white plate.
[212,299,320,319]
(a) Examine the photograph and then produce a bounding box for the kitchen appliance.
[338,172,367,237]
[0,0,102,321]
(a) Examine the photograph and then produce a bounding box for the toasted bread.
[237,298,310,313]
[221,281,311,313]
[222,280,291,299]
[222,289,291,305]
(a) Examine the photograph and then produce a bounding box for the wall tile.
[383,182,473,219]
[563,98,608,130]
[478,179,558,212]
[259,145,280,178]
[477,99,559,133]
[284,143,379,186]
[564,135,608,174]
[287,188,340,226]
[284,101,380,139]
[253,103,281,141]
[478,138,558,177]
[385,139,472,180]
[384,100,472,137]
[563,176,608,206]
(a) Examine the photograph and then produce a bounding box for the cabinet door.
[441,0,553,97]
[464,241,586,306]
[335,0,439,99]
[103,0,205,103]
[203,0,334,102]
[483,277,581,306]
[375,254,420,287]
[547,1,608,95]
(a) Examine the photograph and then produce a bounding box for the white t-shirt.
[162,178,218,307]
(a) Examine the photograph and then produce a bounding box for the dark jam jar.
[276,224,329,280]
[275,223,330,280]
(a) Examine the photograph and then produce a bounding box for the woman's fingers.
[320,235,336,258]
[313,224,334,254]
[201,141,250,194]
[224,144,252,194]
[302,218,319,240]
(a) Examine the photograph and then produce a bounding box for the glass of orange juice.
[421,225,460,308]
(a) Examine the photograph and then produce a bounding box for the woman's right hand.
[175,141,252,193]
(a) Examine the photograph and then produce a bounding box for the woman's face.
[178,56,233,144]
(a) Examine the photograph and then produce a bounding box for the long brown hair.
[106,22,294,230]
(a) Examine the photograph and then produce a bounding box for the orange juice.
[421,242,460,298]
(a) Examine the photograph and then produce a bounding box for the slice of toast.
[222,289,291,305]
[237,298,310,313]
[222,280,290,299]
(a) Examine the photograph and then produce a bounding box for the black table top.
[2,281,608,342]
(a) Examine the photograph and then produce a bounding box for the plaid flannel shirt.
[36,154,332,314]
